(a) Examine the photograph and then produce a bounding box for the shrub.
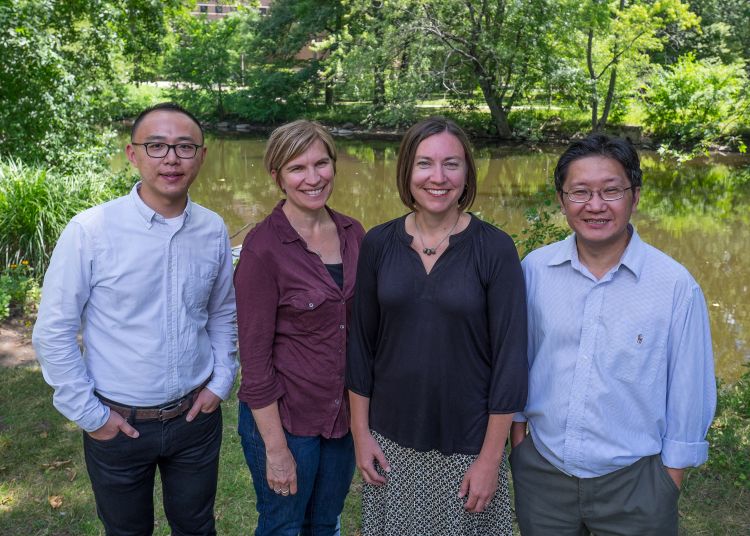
[0,158,137,275]
[642,54,749,147]
[0,261,39,321]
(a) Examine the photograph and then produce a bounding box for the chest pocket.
[600,322,666,385]
[186,264,218,310]
[289,290,328,334]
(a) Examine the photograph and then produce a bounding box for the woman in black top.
[346,117,528,535]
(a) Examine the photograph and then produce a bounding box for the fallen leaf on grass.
[41,459,72,470]
[48,495,63,509]
[39,431,48,438]
[65,468,77,482]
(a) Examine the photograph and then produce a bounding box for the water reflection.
[112,134,750,382]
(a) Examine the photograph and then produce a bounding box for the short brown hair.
[396,117,477,211]
[264,120,337,189]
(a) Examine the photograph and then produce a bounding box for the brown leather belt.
[98,378,210,423]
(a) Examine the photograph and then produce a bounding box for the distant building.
[191,1,271,20]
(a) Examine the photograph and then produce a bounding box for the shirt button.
[334,399,340,405]
[308,303,314,308]
[339,324,345,330]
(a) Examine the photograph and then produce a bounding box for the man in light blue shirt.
[509,134,716,535]
[33,102,238,536]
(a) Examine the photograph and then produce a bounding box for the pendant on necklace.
[423,247,436,255]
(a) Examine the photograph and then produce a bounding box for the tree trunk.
[373,64,386,110]
[477,75,512,139]
[596,66,617,131]
[324,78,334,107]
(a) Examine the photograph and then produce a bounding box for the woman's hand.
[266,446,298,496]
[353,431,390,486]
[459,455,500,513]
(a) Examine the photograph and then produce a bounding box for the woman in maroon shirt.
[234,120,365,535]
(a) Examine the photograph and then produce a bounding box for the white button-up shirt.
[33,184,238,432]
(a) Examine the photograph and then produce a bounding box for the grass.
[1,363,748,535]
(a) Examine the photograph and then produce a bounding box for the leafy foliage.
[0,158,136,275]
[0,261,39,321]
[643,54,749,150]
[512,185,569,258]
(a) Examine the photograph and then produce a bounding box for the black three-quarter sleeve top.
[346,214,528,456]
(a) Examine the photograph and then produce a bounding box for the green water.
[113,134,750,382]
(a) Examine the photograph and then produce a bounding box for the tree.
[164,10,249,117]
[568,0,698,131]
[418,0,556,138]
[0,1,177,164]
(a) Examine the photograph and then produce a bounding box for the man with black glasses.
[509,134,716,535]
[33,103,237,536]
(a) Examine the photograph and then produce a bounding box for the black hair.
[130,102,204,142]
[554,133,642,192]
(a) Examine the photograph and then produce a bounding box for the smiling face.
[409,131,467,217]
[559,155,640,256]
[126,110,206,217]
[272,139,335,215]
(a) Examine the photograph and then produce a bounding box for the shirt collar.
[130,181,192,225]
[269,199,351,244]
[547,224,645,281]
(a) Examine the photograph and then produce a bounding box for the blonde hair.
[264,120,337,189]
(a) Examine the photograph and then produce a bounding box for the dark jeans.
[83,406,223,536]
[510,435,680,536]
[237,401,355,536]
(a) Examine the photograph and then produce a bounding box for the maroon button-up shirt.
[235,201,365,438]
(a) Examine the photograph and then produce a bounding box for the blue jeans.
[238,401,355,536]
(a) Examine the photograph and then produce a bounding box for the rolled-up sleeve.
[32,221,110,432]
[204,228,239,400]
[345,231,381,398]
[235,246,286,408]
[661,284,716,468]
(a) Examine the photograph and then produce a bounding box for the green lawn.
[1,365,747,535]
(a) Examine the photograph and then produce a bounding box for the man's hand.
[665,467,684,489]
[353,431,390,486]
[186,388,221,422]
[510,421,527,448]
[88,410,139,441]
[459,455,500,513]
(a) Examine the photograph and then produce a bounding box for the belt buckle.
[157,398,185,421]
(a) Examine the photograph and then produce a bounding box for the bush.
[642,54,749,147]
[0,158,137,275]
[0,261,39,321]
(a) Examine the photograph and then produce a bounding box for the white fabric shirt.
[33,184,238,432]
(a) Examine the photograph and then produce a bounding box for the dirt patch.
[0,318,37,367]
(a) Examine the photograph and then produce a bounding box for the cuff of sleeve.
[77,404,110,433]
[207,374,235,401]
[661,437,709,468]
[512,413,528,423]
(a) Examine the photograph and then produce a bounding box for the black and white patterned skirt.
[361,430,512,536]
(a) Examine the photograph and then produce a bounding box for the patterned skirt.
[361,430,512,536]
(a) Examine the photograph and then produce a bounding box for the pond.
[113,134,750,383]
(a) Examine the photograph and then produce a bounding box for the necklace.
[413,212,461,256]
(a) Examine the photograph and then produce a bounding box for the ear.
[631,186,641,212]
[125,144,138,166]
[557,191,566,215]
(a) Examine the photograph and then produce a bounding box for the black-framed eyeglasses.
[562,186,634,203]
[131,142,203,159]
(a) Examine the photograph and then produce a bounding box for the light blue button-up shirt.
[516,227,716,478]
[33,184,238,432]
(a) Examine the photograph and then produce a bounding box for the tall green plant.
[0,159,135,274]
[513,185,570,258]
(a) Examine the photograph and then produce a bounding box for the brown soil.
[0,317,37,367]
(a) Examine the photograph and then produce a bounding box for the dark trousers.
[510,435,680,536]
[83,407,223,536]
